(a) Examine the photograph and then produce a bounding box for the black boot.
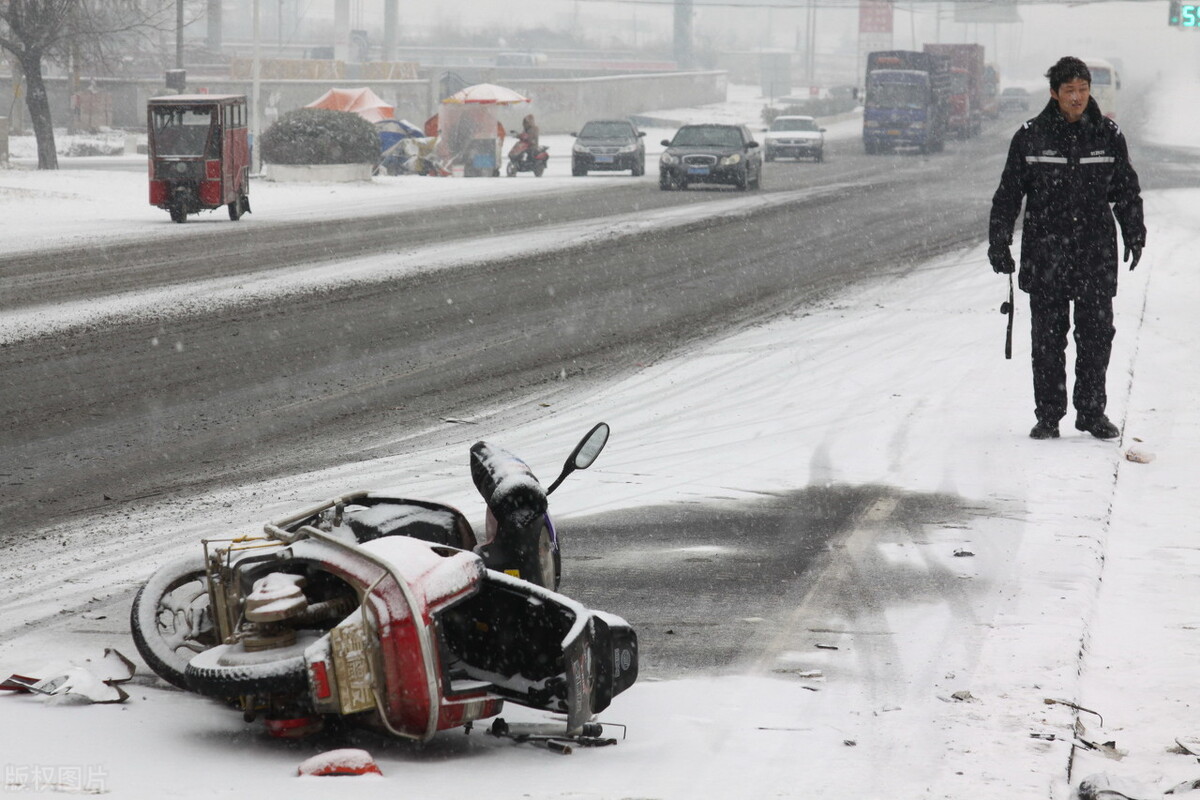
[1075,414,1119,439]
[1029,420,1060,439]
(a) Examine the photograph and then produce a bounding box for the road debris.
[1,647,135,704]
[1045,697,1104,727]
[297,749,382,777]
[1125,447,1155,464]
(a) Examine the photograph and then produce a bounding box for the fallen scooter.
[129,423,636,744]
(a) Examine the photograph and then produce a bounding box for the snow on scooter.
[129,423,636,744]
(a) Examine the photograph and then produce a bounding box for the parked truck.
[923,43,986,136]
[862,50,950,155]
[981,63,1001,119]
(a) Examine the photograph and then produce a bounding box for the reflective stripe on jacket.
[989,97,1145,298]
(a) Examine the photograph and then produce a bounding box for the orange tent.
[305,87,395,124]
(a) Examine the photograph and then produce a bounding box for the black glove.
[1124,244,1142,271]
[988,243,1015,274]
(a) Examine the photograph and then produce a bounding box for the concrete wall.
[0,70,725,136]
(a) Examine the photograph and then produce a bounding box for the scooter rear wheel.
[130,555,217,690]
[185,634,316,699]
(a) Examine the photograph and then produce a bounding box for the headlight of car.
[864,120,879,128]
[720,153,743,167]
[618,144,637,153]
[572,143,587,154]
[660,153,677,166]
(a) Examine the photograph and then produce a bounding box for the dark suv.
[571,119,646,176]
[659,123,762,191]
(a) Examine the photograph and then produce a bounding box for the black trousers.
[1028,291,1115,424]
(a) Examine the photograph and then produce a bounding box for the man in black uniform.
[989,56,1145,440]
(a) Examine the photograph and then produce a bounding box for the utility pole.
[206,0,222,53]
[383,0,398,62]
[176,0,184,69]
[674,0,694,69]
[252,0,261,173]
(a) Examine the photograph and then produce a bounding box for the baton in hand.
[999,273,1014,360]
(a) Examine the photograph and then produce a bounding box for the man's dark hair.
[1045,56,1091,91]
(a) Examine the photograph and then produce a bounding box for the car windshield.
[770,118,817,132]
[671,126,743,147]
[580,121,634,139]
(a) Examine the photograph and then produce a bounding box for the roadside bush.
[259,108,380,165]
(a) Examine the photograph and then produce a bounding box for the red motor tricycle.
[148,94,251,223]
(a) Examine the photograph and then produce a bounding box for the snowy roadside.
[1,188,1198,798]
[2,82,1199,799]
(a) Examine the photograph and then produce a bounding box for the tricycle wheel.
[228,197,244,221]
[130,554,217,690]
[169,204,187,223]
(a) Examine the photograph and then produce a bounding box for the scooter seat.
[469,441,547,529]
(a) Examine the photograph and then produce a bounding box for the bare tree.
[0,1,174,169]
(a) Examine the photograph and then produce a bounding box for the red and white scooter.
[506,131,549,177]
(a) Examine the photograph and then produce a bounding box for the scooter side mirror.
[546,422,610,495]
[570,422,609,470]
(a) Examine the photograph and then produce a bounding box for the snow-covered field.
[2,82,1200,799]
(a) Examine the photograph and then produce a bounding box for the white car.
[762,115,825,162]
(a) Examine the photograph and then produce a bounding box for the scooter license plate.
[687,166,710,176]
[595,155,614,164]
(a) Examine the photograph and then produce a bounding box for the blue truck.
[863,50,951,154]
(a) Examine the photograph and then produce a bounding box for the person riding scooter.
[508,114,540,166]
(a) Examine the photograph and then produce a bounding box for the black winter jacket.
[989,97,1145,298]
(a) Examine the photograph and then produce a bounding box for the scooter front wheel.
[516,518,560,590]
[506,161,517,177]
